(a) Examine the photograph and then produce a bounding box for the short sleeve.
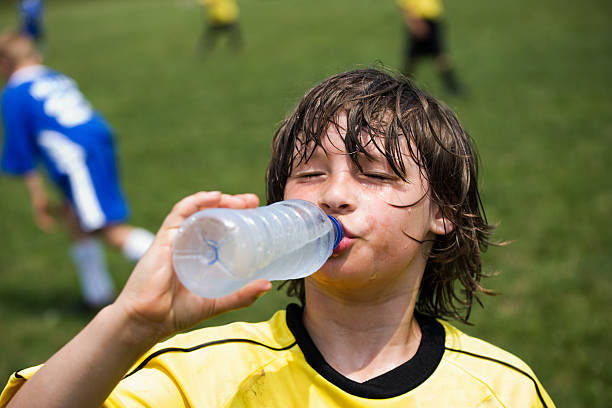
[0,365,42,407]
[1,87,37,175]
[0,364,186,408]
[102,369,188,408]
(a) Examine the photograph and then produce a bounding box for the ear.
[430,204,454,236]
[0,57,13,81]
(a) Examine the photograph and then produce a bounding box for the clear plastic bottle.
[172,199,343,298]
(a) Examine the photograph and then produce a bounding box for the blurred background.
[0,0,610,406]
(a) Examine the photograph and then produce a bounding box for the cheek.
[369,207,426,249]
[364,212,394,232]
[362,213,378,232]
[364,212,404,249]
[283,182,308,200]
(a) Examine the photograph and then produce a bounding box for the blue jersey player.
[0,32,154,309]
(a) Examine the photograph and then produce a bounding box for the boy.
[0,32,154,309]
[0,69,555,406]
[397,0,464,94]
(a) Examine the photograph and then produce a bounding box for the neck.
[7,57,41,78]
[302,277,423,382]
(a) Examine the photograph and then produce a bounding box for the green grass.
[1,0,611,405]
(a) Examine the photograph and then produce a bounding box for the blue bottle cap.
[327,215,344,249]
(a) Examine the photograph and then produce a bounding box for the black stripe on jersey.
[445,347,549,408]
[123,338,297,379]
[14,371,24,379]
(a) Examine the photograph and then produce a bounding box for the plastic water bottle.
[172,199,343,298]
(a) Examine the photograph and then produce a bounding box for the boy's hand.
[24,171,57,232]
[112,191,272,343]
[31,198,57,232]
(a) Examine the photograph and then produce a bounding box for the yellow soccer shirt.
[397,0,443,20]
[199,0,239,25]
[1,304,555,407]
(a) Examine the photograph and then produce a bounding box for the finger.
[160,191,222,230]
[234,193,260,208]
[161,192,260,232]
[217,193,259,209]
[212,279,272,316]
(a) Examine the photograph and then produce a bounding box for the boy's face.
[284,112,448,298]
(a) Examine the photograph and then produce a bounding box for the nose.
[318,172,357,214]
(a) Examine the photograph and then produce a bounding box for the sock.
[121,227,155,262]
[69,238,115,308]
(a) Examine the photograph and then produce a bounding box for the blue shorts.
[43,130,130,232]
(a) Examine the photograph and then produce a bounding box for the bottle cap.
[327,215,344,249]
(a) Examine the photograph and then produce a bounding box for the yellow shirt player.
[0,69,555,407]
[2,307,554,406]
[397,0,464,95]
[198,0,242,52]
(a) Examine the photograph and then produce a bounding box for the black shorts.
[407,19,445,58]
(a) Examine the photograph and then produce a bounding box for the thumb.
[212,280,273,316]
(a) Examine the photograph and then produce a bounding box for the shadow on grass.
[0,286,99,318]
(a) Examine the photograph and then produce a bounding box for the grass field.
[1,0,611,405]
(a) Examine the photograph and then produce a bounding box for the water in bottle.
[172,199,343,298]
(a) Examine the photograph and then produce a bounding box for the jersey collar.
[7,64,47,87]
[285,303,446,399]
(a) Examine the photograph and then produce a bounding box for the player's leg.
[101,224,154,262]
[40,130,153,303]
[402,29,418,78]
[227,23,243,51]
[430,21,464,95]
[81,135,154,262]
[61,203,115,309]
[38,130,116,308]
[201,23,220,52]
[435,54,462,95]
[81,133,154,261]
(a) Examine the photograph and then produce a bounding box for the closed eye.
[294,172,325,180]
[363,172,393,181]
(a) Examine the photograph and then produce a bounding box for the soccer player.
[0,69,555,407]
[0,32,154,309]
[198,0,243,53]
[397,0,464,94]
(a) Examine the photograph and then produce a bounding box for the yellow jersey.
[1,305,555,407]
[397,0,443,19]
[199,0,239,25]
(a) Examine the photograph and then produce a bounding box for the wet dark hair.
[266,68,495,323]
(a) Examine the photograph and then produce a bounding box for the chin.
[309,265,374,287]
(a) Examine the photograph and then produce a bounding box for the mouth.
[332,236,353,255]
[331,219,355,255]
